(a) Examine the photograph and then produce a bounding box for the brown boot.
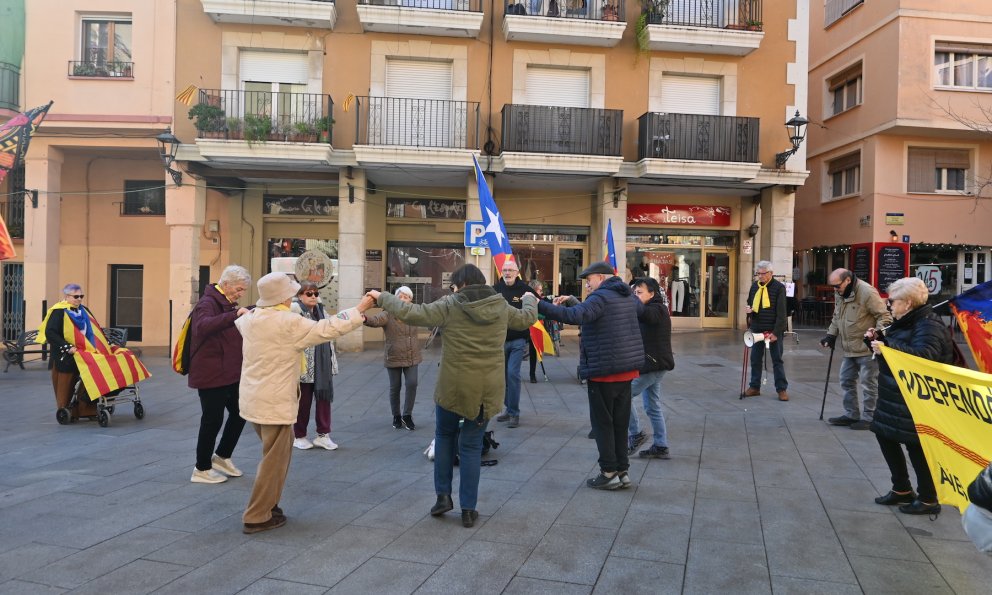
[744,387,760,397]
[778,390,790,401]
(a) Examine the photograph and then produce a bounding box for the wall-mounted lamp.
[890,230,899,242]
[747,223,760,237]
[155,127,183,187]
[774,111,809,168]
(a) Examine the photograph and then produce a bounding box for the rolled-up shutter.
[525,67,590,108]
[379,59,455,147]
[827,152,860,174]
[239,51,308,84]
[935,149,970,169]
[660,75,721,115]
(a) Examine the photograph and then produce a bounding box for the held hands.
[365,290,381,301]
[553,295,572,306]
[522,293,538,307]
[357,294,377,313]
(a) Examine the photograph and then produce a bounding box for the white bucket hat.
[256,272,301,307]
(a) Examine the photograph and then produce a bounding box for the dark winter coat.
[746,279,787,337]
[871,304,955,444]
[44,306,90,373]
[364,310,423,368]
[970,463,992,512]
[638,294,675,373]
[538,276,644,380]
[494,278,536,342]
[188,284,244,389]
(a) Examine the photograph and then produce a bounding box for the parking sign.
[464,220,488,247]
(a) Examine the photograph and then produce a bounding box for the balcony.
[353,96,480,168]
[502,0,627,47]
[498,104,623,174]
[67,60,133,79]
[645,0,763,56]
[0,62,18,112]
[356,0,483,38]
[201,0,338,29]
[635,112,760,180]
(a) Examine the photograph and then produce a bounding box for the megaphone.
[743,331,771,348]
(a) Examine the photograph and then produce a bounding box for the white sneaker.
[211,455,242,477]
[191,468,228,484]
[312,434,338,450]
[293,437,314,450]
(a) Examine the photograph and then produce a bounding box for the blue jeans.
[628,370,668,448]
[839,355,878,422]
[503,338,527,416]
[749,339,788,392]
[434,404,485,511]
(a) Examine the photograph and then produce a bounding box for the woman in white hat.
[364,286,423,430]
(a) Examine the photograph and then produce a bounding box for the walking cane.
[818,344,836,420]
[739,344,750,400]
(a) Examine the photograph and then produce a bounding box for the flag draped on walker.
[0,101,53,260]
[949,280,992,374]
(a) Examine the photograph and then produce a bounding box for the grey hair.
[395,286,413,298]
[755,260,773,273]
[218,265,250,287]
[886,277,929,309]
[62,283,82,295]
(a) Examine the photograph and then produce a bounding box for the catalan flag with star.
[0,101,53,260]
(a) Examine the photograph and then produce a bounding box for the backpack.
[171,312,193,375]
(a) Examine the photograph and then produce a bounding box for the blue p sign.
[465,221,488,247]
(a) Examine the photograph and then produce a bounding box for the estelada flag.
[529,319,556,362]
[880,345,992,513]
[472,155,515,271]
[0,101,53,260]
[950,280,992,373]
[604,218,618,274]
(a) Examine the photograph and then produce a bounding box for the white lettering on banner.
[916,265,942,295]
[663,213,697,224]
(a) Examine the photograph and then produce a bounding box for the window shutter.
[908,148,936,193]
[934,149,970,169]
[525,67,590,108]
[378,60,455,147]
[936,41,992,56]
[660,75,721,115]
[827,152,860,174]
[239,51,309,84]
[386,59,453,100]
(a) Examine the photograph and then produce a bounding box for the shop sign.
[264,195,339,217]
[464,221,488,247]
[849,242,910,297]
[915,265,942,295]
[364,249,382,293]
[885,213,905,225]
[627,204,732,227]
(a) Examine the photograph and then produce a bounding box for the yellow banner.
[880,345,992,513]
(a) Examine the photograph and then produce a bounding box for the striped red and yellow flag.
[529,319,556,362]
[66,315,151,400]
[176,84,199,107]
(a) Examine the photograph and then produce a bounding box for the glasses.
[830,284,842,289]
[756,271,772,277]
[301,291,319,297]
[68,294,84,299]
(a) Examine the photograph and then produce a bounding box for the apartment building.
[796,0,992,305]
[12,0,808,348]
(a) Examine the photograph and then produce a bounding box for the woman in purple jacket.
[189,265,252,484]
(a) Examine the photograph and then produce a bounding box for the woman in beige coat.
[364,286,423,430]
[235,272,375,534]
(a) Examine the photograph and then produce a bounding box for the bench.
[2,330,48,372]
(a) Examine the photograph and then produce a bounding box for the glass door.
[961,250,990,292]
[702,250,734,328]
[557,246,584,299]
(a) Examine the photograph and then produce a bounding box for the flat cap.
[578,261,616,279]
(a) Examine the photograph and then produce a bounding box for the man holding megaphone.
[743,261,790,401]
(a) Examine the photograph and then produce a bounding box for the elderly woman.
[39,284,99,421]
[236,272,375,534]
[364,286,423,430]
[188,265,252,484]
[367,264,537,528]
[867,277,954,515]
[291,282,340,451]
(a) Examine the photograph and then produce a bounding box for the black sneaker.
[392,416,403,429]
[495,412,512,422]
[401,415,416,431]
[827,415,857,426]
[627,431,647,455]
[639,445,670,459]
[618,471,632,489]
[586,472,621,490]
[899,499,941,516]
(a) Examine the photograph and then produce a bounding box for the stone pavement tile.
[477,453,548,483]
[762,522,856,583]
[473,496,567,547]
[19,526,188,589]
[152,540,300,595]
[699,445,751,470]
[325,557,437,595]
[513,469,584,504]
[377,514,479,566]
[828,509,928,562]
[517,523,616,585]
[683,538,769,594]
[849,555,952,593]
[512,428,574,458]
[748,438,806,464]
[556,484,634,529]
[322,470,424,506]
[0,475,102,510]
[696,467,756,502]
[812,476,893,514]
[148,486,248,532]
[252,497,376,549]
[543,444,600,474]
[475,477,527,512]
[351,487,437,534]
[793,434,846,455]
[691,497,763,545]
[593,556,684,594]
[801,452,868,481]
[238,578,328,595]
[267,525,396,587]
[916,536,992,594]
[65,559,192,595]
[751,458,814,489]
[769,576,862,594]
[610,511,690,564]
[664,430,703,456]
[756,486,832,528]
[640,454,700,482]
[629,477,696,517]
[0,579,66,594]
[414,539,530,594]
[897,509,975,543]
[142,519,253,567]
[502,577,591,595]
[0,542,78,583]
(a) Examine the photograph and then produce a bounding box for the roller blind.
[525,67,590,108]
[385,59,453,100]
[827,152,860,174]
[935,149,970,169]
[660,75,721,115]
[907,148,936,193]
[239,51,309,84]
[936,41,992,56]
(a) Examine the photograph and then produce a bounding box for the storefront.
[384,197,467,303]
[504,226,588,298]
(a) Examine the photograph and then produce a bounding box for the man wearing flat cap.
[538,261,644,491]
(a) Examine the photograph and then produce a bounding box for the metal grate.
[2,262,24,342]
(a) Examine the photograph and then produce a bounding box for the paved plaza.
[0,329,990,594]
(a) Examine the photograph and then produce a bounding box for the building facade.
[12,0,808,348]
[796,0,992,305]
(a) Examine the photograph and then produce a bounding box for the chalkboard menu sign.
[850,244,872,281]
[876,244,908,295]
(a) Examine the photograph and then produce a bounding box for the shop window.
[934,42,992,90]
[828,63,862,116]
[268,238,339,311]
[386,244,465,303]
[910,246,958,304]
[123,180,165,216]
[825,152,860,201]
[626,247,700,316]
[386,198,466,220]
[907,147,970,194]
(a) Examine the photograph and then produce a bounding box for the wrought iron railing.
[637,112,759,162]
[824,0,862,27]
[0,193,25,239]
[68,60,134,78]
[501,104,623,156]
[0,62,18,111]
[354,97,480,149]
[1,261,24,342]
[188,89,334,143]
[645,0,763,30]
[357,0,481,11]
[504,0,625,21]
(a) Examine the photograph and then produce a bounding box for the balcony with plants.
[187,89,335,145]
[356,0,483,38]
[502,0,627,47]
[638,0,764,56]
[201,0,338,29]
[635,111,761,180]
[498,104,624,174]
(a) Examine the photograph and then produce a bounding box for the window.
[826,152,860,200]
[525,66,590,108]
[81,17,131,65]
[824,0,864,27]
[908,148,970,193]
[935,42,992,90]
[123,180,165,216]
[661,75,721,116]
[110,265,143,342]
[828,64,862,116]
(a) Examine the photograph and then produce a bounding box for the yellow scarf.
[751,282,770,313]
[36,301,73,344]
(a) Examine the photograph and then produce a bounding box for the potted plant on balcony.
[225,117,243,140]
[72,62,98,77]
[243,114,273,145]
[188,102,226,138]
[291,121,317,143]
[601,0,619,21]
[315,116,335,143]
[745,19,762,31]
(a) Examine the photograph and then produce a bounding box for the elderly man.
[820,268,891,430]
[744,261,790,401]
[494,259,535,428]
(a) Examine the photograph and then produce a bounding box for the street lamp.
[774,110,809,168]
[155,127,183,187]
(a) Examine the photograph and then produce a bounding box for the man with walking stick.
[743,261,790,401]
[819,269,891,430]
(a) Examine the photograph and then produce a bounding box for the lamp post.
[774,110,809,168]
[155,127,183,187]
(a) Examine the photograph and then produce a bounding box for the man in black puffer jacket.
[744,260,789,401]
[627,277,675,459]
[539,261,644,491]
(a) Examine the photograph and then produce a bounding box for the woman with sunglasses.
[39,284,99,421]
[364,286,422,430]
[291,281,340,451]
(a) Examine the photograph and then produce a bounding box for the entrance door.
[961,250,990,292]
[557,246,584,299]
[702,250,733,328]
[110,265,143,342]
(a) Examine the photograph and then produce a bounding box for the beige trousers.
[243,423,293,524]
